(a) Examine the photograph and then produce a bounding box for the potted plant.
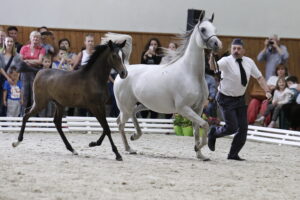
[181,117,193,136]
[173,114,184,136]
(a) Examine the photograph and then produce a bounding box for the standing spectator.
[58,38,76,66]
[247,64,288,125]
[52,47,72,71]
[40,31,55,55]
[7,26,23,53]
[140,38,163,119]
[73,34,95,70]
[19,31,46,114]
[256,77,293,128]
[203,71,217,118]
[208,38,271,161]
[3,66,22,117]
[71,34,95,116]
[257,34,289,80]
[0,36,22,116]
[0,30,7,51]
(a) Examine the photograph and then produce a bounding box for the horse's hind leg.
[130,104,146,141]
[89,106,122,161]
[117,113,136,154]
[53,105,77,155]
[12,102,42,147]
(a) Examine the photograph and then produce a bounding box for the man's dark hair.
[7,26,18,32]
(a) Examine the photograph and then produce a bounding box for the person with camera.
[257,34,289,80]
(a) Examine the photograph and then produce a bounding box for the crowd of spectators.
[0,25,299,130]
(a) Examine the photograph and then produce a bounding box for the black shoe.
[207,126,216,151]
[227,155,246,161]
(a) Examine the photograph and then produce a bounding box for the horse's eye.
[201,28,206,34]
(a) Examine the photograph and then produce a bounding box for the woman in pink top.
[19,31,46,113]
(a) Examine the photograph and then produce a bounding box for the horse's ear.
[119,40,126,48]
[108,40,114,50]
[199,10,205,22]
[209,13,214,23]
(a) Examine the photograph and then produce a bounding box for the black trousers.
[214,92,248,157]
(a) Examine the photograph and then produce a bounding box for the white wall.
[1,0,300,38]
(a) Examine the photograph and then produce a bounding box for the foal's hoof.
[89,141,98,147]
[116,156,123,161]
[12,141,20,148]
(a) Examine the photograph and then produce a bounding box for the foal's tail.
[101,33,132,64]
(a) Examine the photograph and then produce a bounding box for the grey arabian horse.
[12,40,127,161]
[113,12,222,160]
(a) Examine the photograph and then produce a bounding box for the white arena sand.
[0,132,299,200]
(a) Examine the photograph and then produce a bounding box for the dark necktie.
[236,58,247,86]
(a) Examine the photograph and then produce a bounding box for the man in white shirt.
[209,38,272,161]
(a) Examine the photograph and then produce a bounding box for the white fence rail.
[0,117,299,147]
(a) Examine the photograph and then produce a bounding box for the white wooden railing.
[0,117,299,147]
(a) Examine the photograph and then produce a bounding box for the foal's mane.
[83,44,109,71]
[164,19,209,65]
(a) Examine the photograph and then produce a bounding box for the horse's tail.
[101,32,132,65]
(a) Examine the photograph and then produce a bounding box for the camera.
[268,40,274,45]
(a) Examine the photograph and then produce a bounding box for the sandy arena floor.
[0,132,299,200]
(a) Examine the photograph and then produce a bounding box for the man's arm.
[257,76,272,99]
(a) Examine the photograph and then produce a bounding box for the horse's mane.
[164,19,209,66]
[101,33,132,64]
[83,44,108,71]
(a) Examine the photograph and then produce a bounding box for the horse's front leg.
[178,106,209,161]
[89,106,122,161]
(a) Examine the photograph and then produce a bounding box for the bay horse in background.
[111,12,222,160]
[12,40,128,161]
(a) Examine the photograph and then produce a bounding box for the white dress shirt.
[217,55,262,96]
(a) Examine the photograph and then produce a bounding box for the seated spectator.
[52,47,72,71]
[3,66,22,117]
[6,26,23,53]
[256,77,293,128]
[286,76,300,104]
[247,64,288,125]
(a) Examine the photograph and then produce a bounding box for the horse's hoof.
[130,135,135,141]
[89,142,97,147]
[12,141,20,148]
[203,158,211,161]
[129,151,137,155]
[116,156,123,161]
[72,150,78,155]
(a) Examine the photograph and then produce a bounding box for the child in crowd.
[52,47,73,71]
[286,76,300,104]
[38,54,55,117]
[3,66,22,117]
[256,77,293,128]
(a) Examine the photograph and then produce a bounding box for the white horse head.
[193,12,222,52]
